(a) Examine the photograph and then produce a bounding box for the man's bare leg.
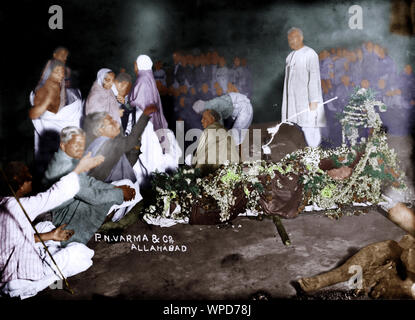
[388,203,415,236]
[298,240,402,292]
[370,273,414,299]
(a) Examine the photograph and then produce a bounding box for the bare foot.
[298,277,325,293]
[370,276,414,299]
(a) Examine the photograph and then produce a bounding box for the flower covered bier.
[143,88,406,225]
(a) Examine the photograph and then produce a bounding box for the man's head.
[206,52,213,65]
[114,72,132,97]
[59,126,86,159]
[365,41,374,53]
[179,85,188,95]
[361,79,370,89]
[319,50,330,60]
[404,64,413,75]
[194,55,201,67]
[341,75,350,87]
[233,56,241,67]
[49,60,65,83]
[287,27,304,51]
[85,112,121,139]
[216,86,223,96]
[227,82,238,93]
[179,96,185,108]
[201,109,221,129]
[53,47,69,64]
[378,78,387,89]
[1,162,32,197]
[355,48,363,61]
[218,56,226,68]
[346,50,357,62]
[201,83,209,94]
[210,52,219,65]
[200,54,207,66]
[374,44,385,59]
[99,114,121,138]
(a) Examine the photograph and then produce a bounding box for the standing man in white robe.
[281,27,326,147]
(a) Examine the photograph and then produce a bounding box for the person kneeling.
[192,109,239,176]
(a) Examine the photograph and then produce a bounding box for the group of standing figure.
[154,51,253,133]
[320,41,415,145]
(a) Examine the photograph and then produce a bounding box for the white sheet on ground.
[109,179,142,222]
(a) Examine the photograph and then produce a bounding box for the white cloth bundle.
[109,179,143,222]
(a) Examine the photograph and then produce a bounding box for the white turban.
[136,55,153,71]
[192,100,206,114]
[97,68,113,87]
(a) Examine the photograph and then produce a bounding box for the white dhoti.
[301,127,322,148]
[133,110,182,185]
[1,221,94,300]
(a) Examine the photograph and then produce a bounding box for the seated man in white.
[0,155,102,299]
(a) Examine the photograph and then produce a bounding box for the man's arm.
[307,51,322,111]
[17,153,104,221]
[74,174,124,206]
[29,87,52,119]
[120,105,157,152]
[34,224,74,242]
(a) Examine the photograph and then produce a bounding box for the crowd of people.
[320,41,415,145]
[1,35,415,299]
[154,50,253,132]
[0,45,254,299]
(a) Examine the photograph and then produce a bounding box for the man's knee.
[389,203,415,235]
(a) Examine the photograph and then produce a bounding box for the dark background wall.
[1,0,414,165]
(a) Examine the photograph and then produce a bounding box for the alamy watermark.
[348,5,363,30]
[49,5,63,30]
